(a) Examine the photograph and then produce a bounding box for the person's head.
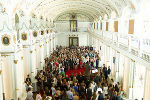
[36,91,40,94]
[66,75,68,78]
[74,83,77,86]
[114,91,117,95]
[98,90,102,94]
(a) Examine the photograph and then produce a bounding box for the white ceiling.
[1,0,138,21]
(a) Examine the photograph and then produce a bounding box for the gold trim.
[31,72,34,73]
[40,45,42,47]
[21,57,23,60]
[0,70,2,75]
[30,51,33,53]
[14,60,18,64]
[1,55,9,57]
[131,59,135,62]
[23,45,28,48]
[13,35,16,44]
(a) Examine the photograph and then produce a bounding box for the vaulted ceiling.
[31,0,128,20]
[1,0,139,21]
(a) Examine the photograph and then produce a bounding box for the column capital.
[14,60,18,64]
[30,51,33,53]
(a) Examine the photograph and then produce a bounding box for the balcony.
[88,28,150,64]
[54,27,89,33]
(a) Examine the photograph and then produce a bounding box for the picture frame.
[33,31,37,37]
[1,35,10,46]
[21,33,27,41]
[41,30,44,35]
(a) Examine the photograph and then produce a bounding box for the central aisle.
[65,67,85,77]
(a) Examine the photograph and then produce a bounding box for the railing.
[89,27,150,63]
[55,27,89,33]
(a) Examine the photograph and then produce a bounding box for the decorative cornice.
[1,54,9,57]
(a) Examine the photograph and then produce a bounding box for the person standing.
[26,87,34,100]
[66,88,73,100]
[36,91,42,100]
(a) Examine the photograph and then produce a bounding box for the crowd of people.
[25,46,123,100]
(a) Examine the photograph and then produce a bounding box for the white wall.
[54,21,91,32]
[55,32,89,47]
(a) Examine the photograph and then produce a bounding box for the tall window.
[106,22,109,31]
[114,21,118,32]
[101,22,102,30]
[70,20,77,32]
[129,19,134,34]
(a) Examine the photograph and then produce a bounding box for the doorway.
[69,37,79,47]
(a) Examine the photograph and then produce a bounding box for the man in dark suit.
[26,75,31,82]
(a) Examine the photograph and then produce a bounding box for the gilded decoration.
[14,60,18,64]
[0,70,2,75]
[13,35,16,44]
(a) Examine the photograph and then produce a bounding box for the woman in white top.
[36,91,42,100]
[103,84,108,99]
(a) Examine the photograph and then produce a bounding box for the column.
[46,40,50,57]
[110,49,115,78]
[43,40,47,58]
[22,47,30,79]
[1,55,15,99]
[115,51,120,82]
[144,69,150,100]
[128,59,135,99]
[0,56,3,100]
[13,59,20,100]
[122,57,130,97]
[30,49,36,80]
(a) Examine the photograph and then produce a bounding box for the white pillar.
[115,51,120,82]
[0,56,3,100]
[144,69,150,100]
[46,40,50,57]
[30,49,36,81]
[128,59,135,99]
[22,47,30,79]
[122,57,130,97]
[1,55,15,99]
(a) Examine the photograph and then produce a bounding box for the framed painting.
[33,31,37,37]
[21,33,27,41]
[47,30,49,34]
[41,30,44,35]
[2,35,10,46]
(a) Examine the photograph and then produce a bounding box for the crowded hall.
[0,0,150,100]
